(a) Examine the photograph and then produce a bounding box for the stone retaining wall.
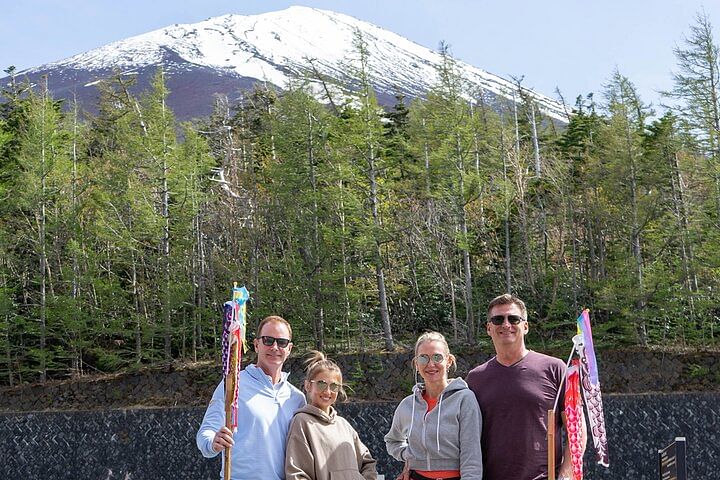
[1,349,718,412]
[1,393,718,479]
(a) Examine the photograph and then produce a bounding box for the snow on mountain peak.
[27,6,567,121]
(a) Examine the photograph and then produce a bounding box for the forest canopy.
[1,16,719,385]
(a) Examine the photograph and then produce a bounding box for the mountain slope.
[7,6,568,122]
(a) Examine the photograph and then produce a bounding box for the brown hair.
[487,294,527,322]
[255,315,293,339]
[413,331,456,373]
[304,350,347,402]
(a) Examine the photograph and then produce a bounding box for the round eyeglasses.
[415,353,445,366]
[309,379,341,393]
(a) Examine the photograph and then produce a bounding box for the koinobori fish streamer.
[576,310,610,467]
[565,359,584,480]
[549,309,610,480]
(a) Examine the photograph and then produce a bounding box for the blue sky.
[3,0,720,107]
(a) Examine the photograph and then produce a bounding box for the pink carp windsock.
[565,359,584,480]
[222,285,250,431]
[576,310,610,467]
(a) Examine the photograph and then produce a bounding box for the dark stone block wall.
[1,393,718,479]
[2,349,718,412]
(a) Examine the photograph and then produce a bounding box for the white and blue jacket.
[196,363,306,480]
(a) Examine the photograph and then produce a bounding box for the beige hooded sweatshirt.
[285,404,377,480]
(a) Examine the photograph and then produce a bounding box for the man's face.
[486,302,528,349]
[254,320,293,375]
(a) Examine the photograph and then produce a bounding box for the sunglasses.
[489,314,525,325]
[309,379,341,392]
[259,335,291,348]
[416,353,445,366]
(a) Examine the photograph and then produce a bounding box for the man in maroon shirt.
[466,294,584,480]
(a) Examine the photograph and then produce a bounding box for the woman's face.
[415,340,450,385]
[305,369,342,413]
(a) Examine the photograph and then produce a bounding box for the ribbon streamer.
[221,284,250,480]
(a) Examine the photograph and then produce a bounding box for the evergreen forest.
[1,17,719,386]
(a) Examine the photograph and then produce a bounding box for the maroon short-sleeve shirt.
[466,350,566,480]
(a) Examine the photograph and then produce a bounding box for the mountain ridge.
[7,6,568,122]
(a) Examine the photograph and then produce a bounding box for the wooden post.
[224,339,238,480]
[547,409,556,480]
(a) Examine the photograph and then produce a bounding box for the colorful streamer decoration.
[221,284,250,480]
[549,309,609,480]
[565,359,584,480]
[576,310,610,467]
[576,310,599,385]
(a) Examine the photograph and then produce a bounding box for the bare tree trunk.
[307,111,325,351]
[570,200,579,311]
[71,99,81,377]
[470,102,481,176]
[667,148,698,340]
[356,35,393,350]
[192,169,207,361]
[629,162,647,345]
[455,135,475,341]
[500,115,512,293]
[4,312,12,386]
[449,279,458,343]
[38,82,49,383]
[422,118,432,209]
[368,145,393,350]
[584,192,597,283]
[338,178,356,350]
[470,101,488,256]
[132,249,142,363]
[529,103,542,177]
[161,75,172,360]
[517,192,535,293]
[511,101,535,293]
[708,49,720,224]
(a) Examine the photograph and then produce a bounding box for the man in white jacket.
[196,315,306,480]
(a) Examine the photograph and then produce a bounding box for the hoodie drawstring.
[436,392,443,452]
[408,386,417,445]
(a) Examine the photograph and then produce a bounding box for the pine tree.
[601,71,653,345]
[6,77,72,381]
[666,10,720,223]
[334,30,394,350]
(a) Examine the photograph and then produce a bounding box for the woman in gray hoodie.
[385,332,483,480]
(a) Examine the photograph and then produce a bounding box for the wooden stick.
[224,340,238,480]
[548,409,556,480]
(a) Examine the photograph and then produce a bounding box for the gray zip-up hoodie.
[384,377,483,479]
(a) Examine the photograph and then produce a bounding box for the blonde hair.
[304,350,347,402]
[413,331,456,373]
[256,315,293,339]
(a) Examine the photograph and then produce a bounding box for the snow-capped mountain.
[7,6,568,122]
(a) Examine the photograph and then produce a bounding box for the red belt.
[409,471,461,480]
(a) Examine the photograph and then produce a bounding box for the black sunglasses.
[309,379,341,392]
[259,335,291,348]
[489,314,525,325]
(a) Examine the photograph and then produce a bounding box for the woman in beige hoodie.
[285,351,377,480]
